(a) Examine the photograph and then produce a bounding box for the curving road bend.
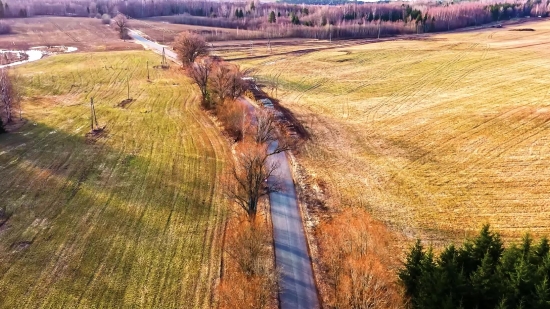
[131,32,320,309]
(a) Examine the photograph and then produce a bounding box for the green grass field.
[237,20,550,243]
[0,51,228,308]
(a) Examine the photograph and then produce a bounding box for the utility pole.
[147,60,150,80]
[90,97,98,131]
[127,76,130,100]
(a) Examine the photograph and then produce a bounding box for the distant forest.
[1,0,549,40]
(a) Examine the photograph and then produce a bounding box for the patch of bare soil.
[85,126,106,144]
[11,241,32,252]
[118,98,134,108]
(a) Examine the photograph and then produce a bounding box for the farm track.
[0,52,228,308]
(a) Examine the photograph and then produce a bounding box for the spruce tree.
[399,240,425,301]
[268,11,276,23]
[0,1,4,18]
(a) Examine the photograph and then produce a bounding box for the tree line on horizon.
[0,0,549,40]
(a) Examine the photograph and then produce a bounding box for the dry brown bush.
[218,218,277,309]
[317,208,404,309]
[216,100,247,141]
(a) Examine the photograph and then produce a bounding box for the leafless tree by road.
[113,14,129,39]
[173,31,209,66]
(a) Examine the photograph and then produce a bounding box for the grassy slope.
[236,21,550,242]
[0,51,228,308]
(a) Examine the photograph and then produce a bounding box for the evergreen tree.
[321,15,327,26]
[0,1,4,18]
[268,11,276,23]
[533,277,550,309]
[400,226,550,309]
[399,240,425,300]
[290,12,300,25]
[469,253,502,308]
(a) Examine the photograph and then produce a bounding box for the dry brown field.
[0,16,141,51]
[236,19,550,243]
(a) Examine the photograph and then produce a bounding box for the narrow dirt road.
[129,30,179,64]
[133,32,320,308]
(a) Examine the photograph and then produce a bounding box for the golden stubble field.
[236,19,550,243]
[0,51,229,308]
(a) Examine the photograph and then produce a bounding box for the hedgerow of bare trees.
[224,109,296,220]
[173,31,209,66]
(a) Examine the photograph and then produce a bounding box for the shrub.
[101,14,111,24]
[0,22,11,35]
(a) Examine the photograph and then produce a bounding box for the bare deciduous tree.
[246,109,297,154]
[225,143,280,220]
[186,57,214,109]
[173,31,209,66]
[209,63,248,104]
[0,68,17,126]
[113,14,129,39]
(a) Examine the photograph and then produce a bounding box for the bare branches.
[0,68,17,125]
[210,63,247,103]
[113,14,129,39]
[246,109,298,155]
[173,31,209,66]
[186,57,214,109]
[225,143,280,220]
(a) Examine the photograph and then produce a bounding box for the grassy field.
[236,19,550,242]
[0,51,229,308]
